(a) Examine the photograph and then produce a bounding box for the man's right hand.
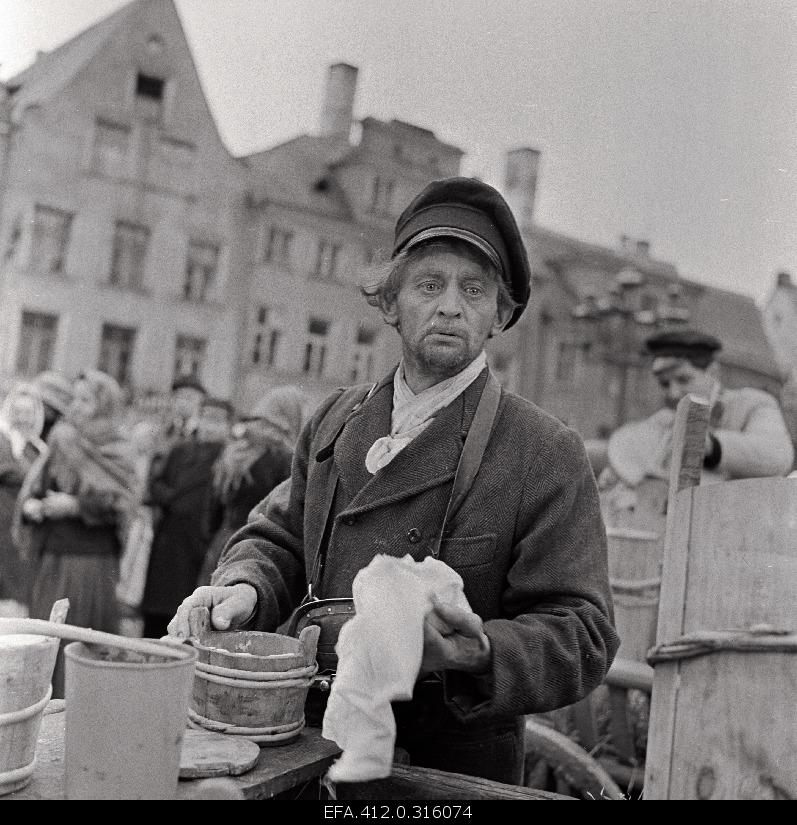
[167,584,258,638]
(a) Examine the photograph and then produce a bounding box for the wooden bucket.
[0,634,58,795]
[645,478,797,799]
[607,527,663,663]
[189,623,320,746]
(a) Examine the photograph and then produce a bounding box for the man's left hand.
[419,597,491,677]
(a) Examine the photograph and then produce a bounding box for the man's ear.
[489,304,512,337]
[381,300,400,329]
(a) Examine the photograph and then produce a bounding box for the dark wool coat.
[141,440,223,617]
[214,369,619,723]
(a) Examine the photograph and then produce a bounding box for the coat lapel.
[334,370,488,516]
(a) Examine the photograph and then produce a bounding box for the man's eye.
[419,281,439,291]
[464,286,484,296]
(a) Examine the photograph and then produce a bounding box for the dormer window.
[135,73,166,121]
[136,73,165,100]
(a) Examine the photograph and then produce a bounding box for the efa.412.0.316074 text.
[323,805,473,819]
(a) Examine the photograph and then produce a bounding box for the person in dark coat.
[198,386,308,586]
[140,396,231,639]
[169,178,618,784]
[0,383,46,611]
[22,370,138,698]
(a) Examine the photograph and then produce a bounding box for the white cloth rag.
[364,351,487,474]
[322,554,473,782]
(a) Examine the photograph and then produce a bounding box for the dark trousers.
[393,683,524,785]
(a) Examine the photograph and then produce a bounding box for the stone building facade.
[0,0,784,438]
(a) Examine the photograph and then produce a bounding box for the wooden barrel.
[0,634,58,795]
[189,624,320,746]
[606,527,663,663]
[645,478,797,799]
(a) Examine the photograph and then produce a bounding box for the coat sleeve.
[714,391,794,478]
[210,390,345,631]
[444,427,619,721]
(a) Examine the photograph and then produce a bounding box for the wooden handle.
[298,624,321,659]
[188,606,212,642]
[0,618,193,661]
[668,394,710,500]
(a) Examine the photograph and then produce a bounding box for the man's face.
[654,360,716,409]
[172,387,204,421]
[196,405,230,443]
[383,245,507,390]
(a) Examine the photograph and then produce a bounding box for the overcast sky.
[2,0,795,303]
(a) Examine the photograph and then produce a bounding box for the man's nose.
[436,284,462,316]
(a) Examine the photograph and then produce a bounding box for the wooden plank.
[663,479,797,799]
[644,486,693,798]
[334,763,575,801]
[4,708,341,800]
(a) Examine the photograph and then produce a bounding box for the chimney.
[777,271,793,289]
[319,63,358,141]
[635,239,650,257]
[503,147,540,228]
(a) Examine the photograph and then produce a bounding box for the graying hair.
[360,239,519,321]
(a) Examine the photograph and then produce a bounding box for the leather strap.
[433,372,501,559]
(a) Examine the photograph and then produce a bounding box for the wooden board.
[335,764,574,801]
[646,478,797,799]
[179,729,260,779]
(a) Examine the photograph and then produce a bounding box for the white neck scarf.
[364,351,487,474]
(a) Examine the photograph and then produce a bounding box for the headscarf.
[213,385,310,501]
[15,370,139,548]
[0,382,46,463]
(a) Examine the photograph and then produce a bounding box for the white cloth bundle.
[322,554,473,782]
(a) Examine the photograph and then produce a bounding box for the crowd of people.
[0,368,310,697]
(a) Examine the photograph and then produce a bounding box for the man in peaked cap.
[595,327,793,528]
[170,178,618,784]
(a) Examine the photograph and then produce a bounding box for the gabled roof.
[525,222,781,379]
[244,135,355,218]
[683,281,782,378]
[5,0,138,115]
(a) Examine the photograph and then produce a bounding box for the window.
[263,227,293,267]
[31,205,72,274]
[303,317,329,377]
[350,325,376,382]
[135,73,165,121]
[183,241,219,302]
[555,341,578,382]
[312,240,340,280]
[136,74,165,100]
[99,324,136,386]
[250,306,282,369]
[174,335,207,382]
[92,120,131,176]
[110,222,149,289]
[159,137,194,167]
[370,176,395,214]
[16,311,58,376]
[4,216,23,263]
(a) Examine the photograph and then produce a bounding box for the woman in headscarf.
[198,385,310,586]
[0,383,46,612]
[21,370,138,697]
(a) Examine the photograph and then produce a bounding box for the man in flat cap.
[596,327,794,527]
[169,178,618,784]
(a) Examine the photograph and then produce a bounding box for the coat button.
[407,528,422,544]
[342,515,357,526]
